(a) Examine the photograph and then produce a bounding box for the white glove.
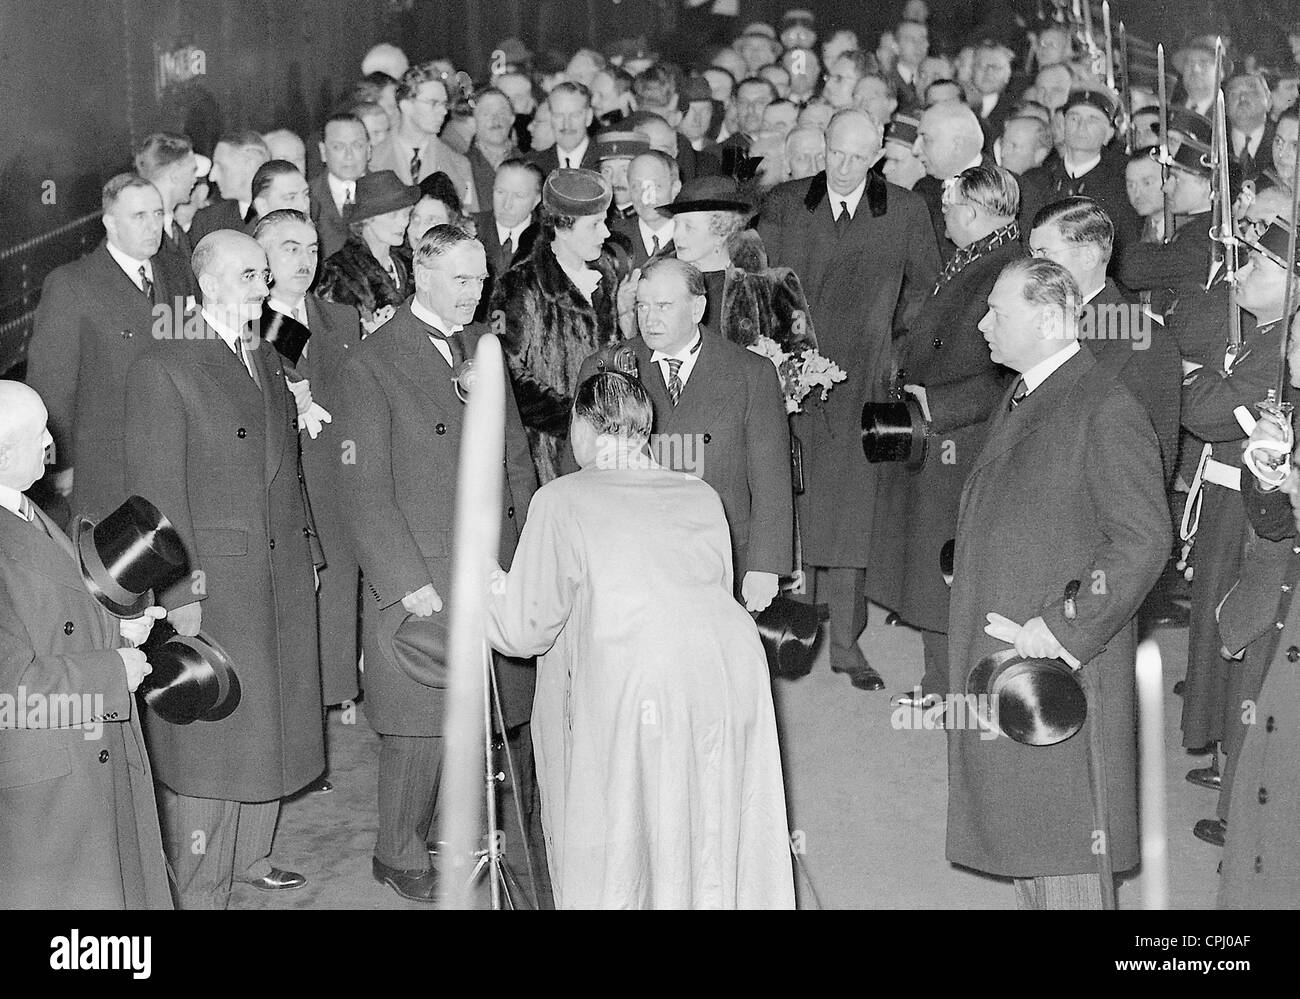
[287,376,313,416]
[298,402,333,439]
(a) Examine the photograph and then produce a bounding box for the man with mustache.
[529,82,600,175]
[123,229,325,908]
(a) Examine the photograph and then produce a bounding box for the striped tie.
[410,148,422,182]
[1008,376,1028,411]
[139,265,154,304]
[665,358,684,406]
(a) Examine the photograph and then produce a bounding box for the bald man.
[759,109,941,691]
[913,102,991,260]
[0,381,170,908]
[123,229,325,909]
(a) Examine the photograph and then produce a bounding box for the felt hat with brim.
[680,76,713,106]
[350,169,421,224]
[543,168,613,216]
[966,648,1087,747]
[781,9,816,29]
[383,612,451,689]
[1246,220,1300,275]
[657,175,754,215]
[76,495,186,618]
[140,622,242,725]
[594,132,651,162]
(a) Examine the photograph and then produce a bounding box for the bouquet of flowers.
[746,335,847,414]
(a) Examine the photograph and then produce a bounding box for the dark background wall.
[1,0,1293,371]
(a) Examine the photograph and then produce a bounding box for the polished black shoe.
[1186,765,1222,790]
[1193,818,1226,847]
[241,867,306,891]
[884,611,902,626]
[847,666,885,691]
[1143,601,1191,630]
[372,857,439,902]
[306,776,333,794]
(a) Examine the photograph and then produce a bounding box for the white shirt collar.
[638,216,675,253]
[1062,151,1101,179]
[327,173,357,211]
[1020,340,1081,394]
[828,177,868,219]
[237,199,251,220]
[650,329,704,385]
[897,63,915,84]
[410,297,464,334]
[1081,282,1107,305]
[201,308,249,352]
[555,250,602,303]
[105,241,153,289]
[980,92,999,117]
[495,218,531,245]
[0,484,28,521]
[269,296,307,321]
[558,136,589,169]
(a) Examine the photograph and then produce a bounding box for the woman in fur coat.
[491,169,626,483]
[317,170,419,334]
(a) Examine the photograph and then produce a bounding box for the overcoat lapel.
[0,508,87,594]
[394,306,461,418]
[252,341,289,487]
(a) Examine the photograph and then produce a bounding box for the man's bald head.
[191,229,270,325]
[915,101,984,179]
[0,381,52,491]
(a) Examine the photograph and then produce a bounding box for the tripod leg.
[489,659,542,909]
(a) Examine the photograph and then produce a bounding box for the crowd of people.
[4,0,1300,910]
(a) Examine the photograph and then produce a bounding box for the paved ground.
[231,607,1222,910]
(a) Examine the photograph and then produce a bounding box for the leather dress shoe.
[884,611,902,626]
[1193,818,1226,847]
[372,857,439,902]
[893,688,941,708]
[1186,764,1222,790]
[242,867,306,891]
[846,667,885,691]
[1144,601,1190,629]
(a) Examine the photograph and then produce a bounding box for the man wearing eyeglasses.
[370,63,478,213]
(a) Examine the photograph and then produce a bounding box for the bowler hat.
[543,168,613,217]
[657,175,754,215]
[140,622,242,725]
[350,169,421,224]
[966,648,1087,746]
[493,36,533,66]
[753,595,827,679]
[76,496,186,618]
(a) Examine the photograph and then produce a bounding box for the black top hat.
[966,648,1087,747]
[1245,220,1300,275]
[753,595,827,679]
[75,496,186,618]
[139,622,242,725]
[657,175,755,215]
[385,613,451,688]
[350,169,422,225]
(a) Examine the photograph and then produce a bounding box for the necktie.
[239,336,262,390]
[139,265,154,303]
[665,358,684,406]
[429,328,465,366]
[501,234,514,262]
[651,235,661,258]
[835,202,850,233]
[410,148,422,182]
[1008,376,1028,411]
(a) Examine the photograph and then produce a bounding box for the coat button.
[269,538,276,549]
[1276,621,1285,630]
[120,329,133,339]
[436,423,446,435]
[1283,584,1292,592]
[1259,786,1269,804]
[703,433,712,444]
[98,749,109,763]
[506,506,515,518]
[63,621,74,635]
[932,337,943,349]
[237,428,247,439]
[1266,716,1276,732]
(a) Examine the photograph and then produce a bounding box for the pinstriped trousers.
[1013,873,1105,910]
[157,785,280,910]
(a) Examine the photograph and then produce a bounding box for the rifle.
[1157,44,1175,244]
[1212,85,1242,353]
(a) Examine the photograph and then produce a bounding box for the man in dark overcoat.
[868,165,1025,701]
[0,382,171,910]
[758,108,941,691]
[336,225,536,902]
[947,258,1169,908]
[26,174,194,524]
[124,229,325,909]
